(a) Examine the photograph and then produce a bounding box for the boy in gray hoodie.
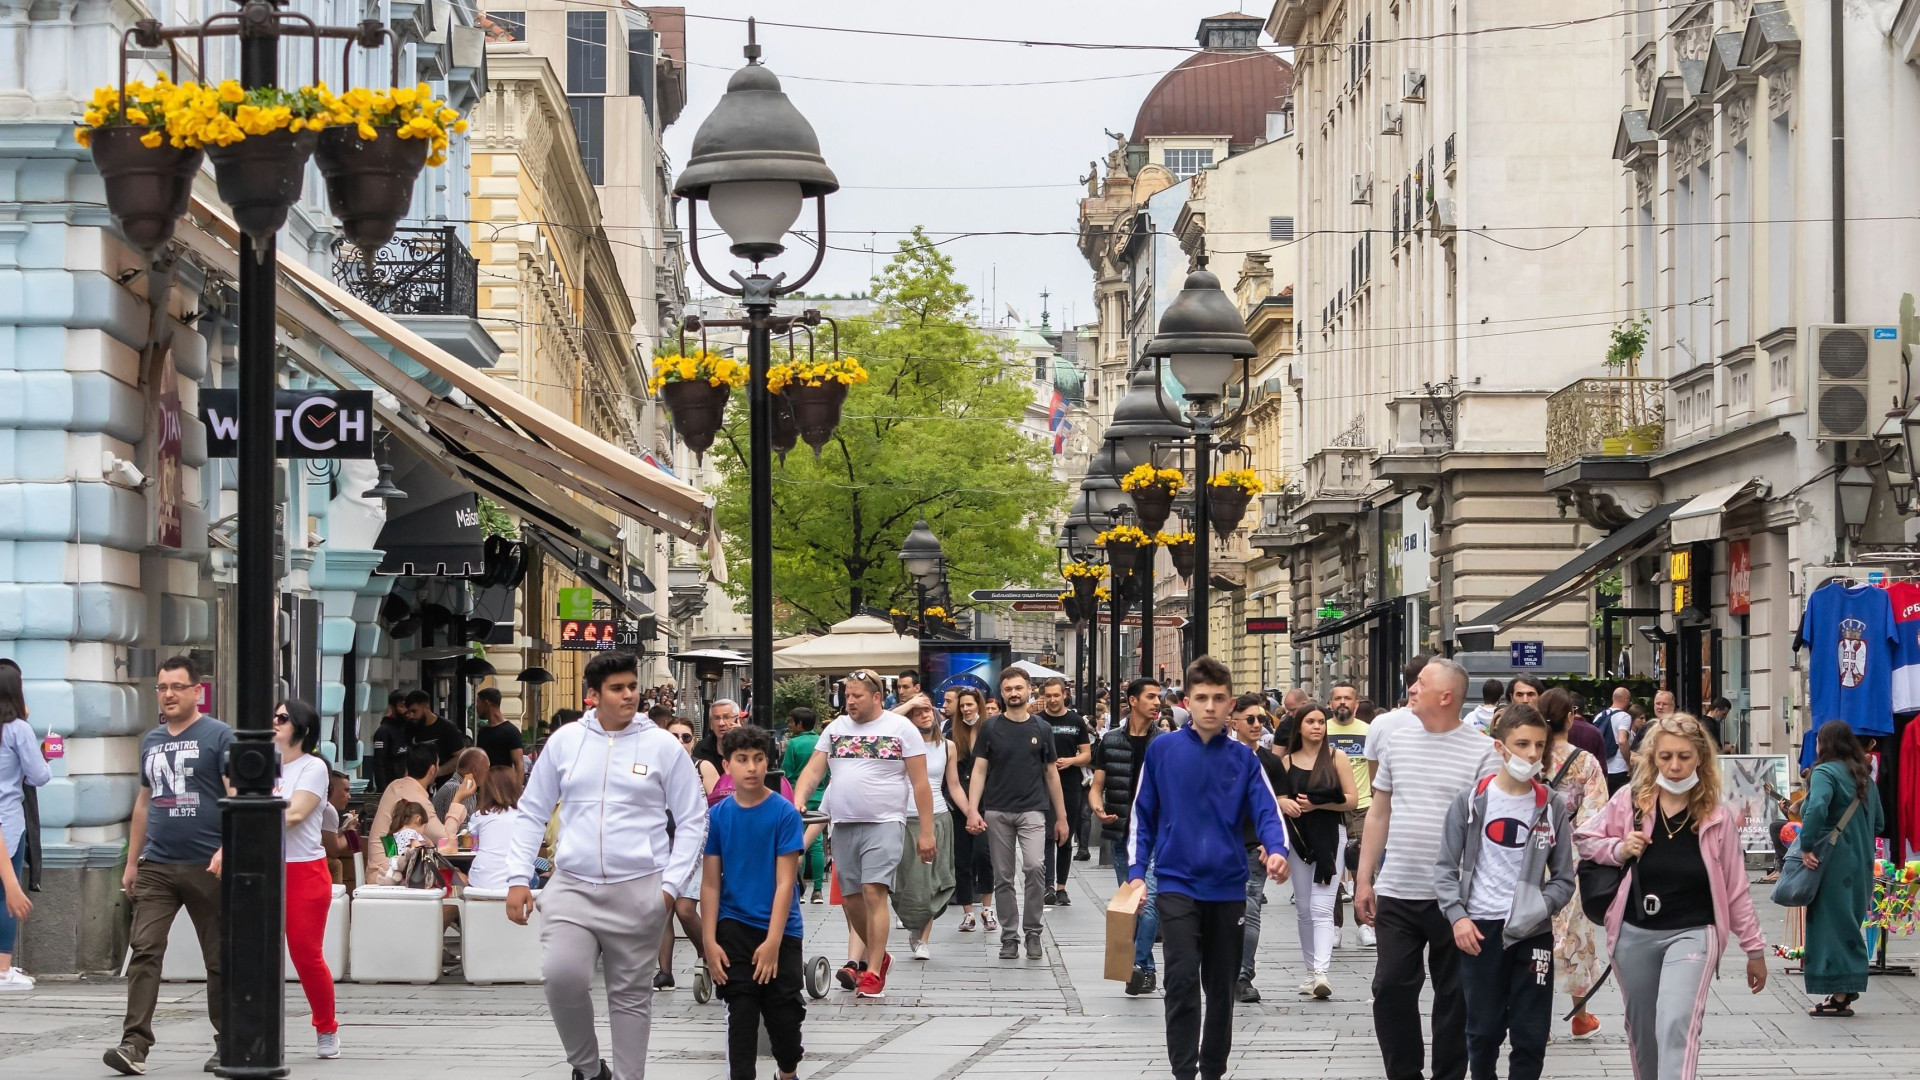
[1433,705,1575,1080]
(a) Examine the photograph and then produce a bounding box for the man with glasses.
[792,669,937,998]
[106,656,234,1076]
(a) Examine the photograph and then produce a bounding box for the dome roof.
[1130,49,1294,149]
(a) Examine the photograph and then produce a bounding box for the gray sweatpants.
[1612,923,1713,1080]
[540,871,672,1080]
[985,810,1047,944]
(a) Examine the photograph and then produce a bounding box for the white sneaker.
[1297,979,1316,996]
[1311,974,1332,999]
[910,940,931,961]
[316,1033,340,1059]
[0,968,33,990]
[1331,932,1345,950]
[894,916,906,929]
[1358,924,1377,948]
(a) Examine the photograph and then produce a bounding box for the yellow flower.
[139,130,162,148]
[74,127,92,147]
[218,80,245,104]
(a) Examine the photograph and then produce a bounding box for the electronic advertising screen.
[919,639,1012,700]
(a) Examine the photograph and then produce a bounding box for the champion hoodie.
[1128,725,1289,901]
[505,708,708,894]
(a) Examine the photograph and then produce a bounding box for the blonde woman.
[895,694,962,959]
[1537,688,1611,1040]
[1575,714,1766,1080]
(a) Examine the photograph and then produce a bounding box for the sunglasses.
[272,712,290,724]
[676,732,695,744]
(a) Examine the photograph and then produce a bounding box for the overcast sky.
[663,2,1272,332]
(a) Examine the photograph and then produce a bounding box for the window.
[1730,141,1751,348]
[487,10,524,40]
[1269,216,1295,242]
[1637,203,1656,357]
[1768,114,1791,329]
[1164,148,1213,178]
[567,11,607,94]
[629,28,655,105]
[1348,14,1372,85]
[568,95,605,184]
[1206,27,1260,49]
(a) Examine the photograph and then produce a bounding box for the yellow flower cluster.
[1120,464,1185,493]
[317,83,468,167]
[647,350,750,394]
[1093,584,1113,602]
[924,606,949,620]
[889,607,908,617]
[1056,591,1072,604]
[1209,469,1265,495]
[77,79,338,150]
[1097,524,1151,547]
[766,355,869,395]
[1155,531,1196,546]
[1061,561,1104,580]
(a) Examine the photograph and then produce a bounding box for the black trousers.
[1373,895,1468,1080]
[1159,892,1246,1080]
[1052,779,1087,886]
[952,819,994,906]
[1457,922,1553,1080]
[715,919,806,1080]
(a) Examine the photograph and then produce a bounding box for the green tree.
[710,229,1066,630]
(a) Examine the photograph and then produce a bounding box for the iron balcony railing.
[332,226,479,318]
[1544,377,1666,470]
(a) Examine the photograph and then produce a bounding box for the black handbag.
[1576,805,1641,924]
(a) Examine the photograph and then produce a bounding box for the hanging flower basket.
[787,381,849,458]
[771,394,799,463]
[315,85,466,256]
[659,379,731,458]
[1058,591,1086,627]
[1120,465,1183,535]
[1063,561,1102,607]
[1159,531,1197,579]
[1098,525,1152,574]
[1206,470,1264,535]
[89,127,202,255]
[208,128,319,247]
[888,609,911,635]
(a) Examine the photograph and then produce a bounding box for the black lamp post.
[1078,439,1137,681]
[674,19,838,726]
[1057,513,1101,707]
[1139,259,1257,660]
[899,519,945,638]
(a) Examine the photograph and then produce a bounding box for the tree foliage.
[710,229,1066,631]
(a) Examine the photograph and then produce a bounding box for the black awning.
[1293,600,1397,644]
[527,526,656,630]
[1453,501,1685,649]
[375,447,486,576]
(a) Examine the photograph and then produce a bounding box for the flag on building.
[1048,390,1068,455]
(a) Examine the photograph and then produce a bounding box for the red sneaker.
[856,969,886,998]
[1570,1013,1600,1040]
[876,952,892,983]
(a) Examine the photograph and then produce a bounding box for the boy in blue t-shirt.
[702,725,807,1080]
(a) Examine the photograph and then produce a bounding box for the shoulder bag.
[1576,803,1641,924]
[1771,791,1865,908]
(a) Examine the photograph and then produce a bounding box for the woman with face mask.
[1575,713,1767,1080]
[1537,688,1612,1041]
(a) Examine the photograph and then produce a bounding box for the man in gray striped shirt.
[1354,657,1500,1080]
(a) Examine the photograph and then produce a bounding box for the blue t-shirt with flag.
[1794,581,1897,766]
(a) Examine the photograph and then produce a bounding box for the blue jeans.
[0,843,24,954]
[1110,838,1159,972]
[1241,849,1266,980]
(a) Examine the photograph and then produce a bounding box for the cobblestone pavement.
[4,862,1918,1079]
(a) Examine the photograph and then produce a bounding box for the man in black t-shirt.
[966,668,1068,959]
[1231,694,1288,1003]
[1037,677,1092,905]
[405,690,466,786]
[474,687,525,776]
[368,690,411,794]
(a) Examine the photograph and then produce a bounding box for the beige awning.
[1668,478,1769,545]
[176,198,721,568]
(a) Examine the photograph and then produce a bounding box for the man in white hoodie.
[507,651,708,1080]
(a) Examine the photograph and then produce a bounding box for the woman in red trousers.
[275,700,340,1058]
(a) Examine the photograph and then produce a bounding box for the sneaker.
[999,940,1021,959]
[876,952,892,982]
[1074,848,1091,861]
[1054,890,1073,907]
[1236,978,1260,1003]
[316,1032,340,1059]
[1124,966,1152,996]
[1025,933,1043,960]
[1311,974,1333,999]
[809,886,825,904]
[1297,979,1317,997]
[1138,968,1158,994]
[103,1044,146,1076]
[894,915,906,929]
[1358,924,1377,948]
[835,960,863,991]
[981,908,999,932]
[0,967,33,990]
[856,968,887,998]
[653,970,676,991]
[571,1061,612,1080]
[1331,933,1346,950]
[1570,1013,1601,1040]
[911,939,931,961]
[1043,889,1058,906]
[958,913,978,932]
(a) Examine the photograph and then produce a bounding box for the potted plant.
[768,355,868,458]
[1062,561,1103,608]
[888,607,911,635]
[76,79,205,255]
[1601,314,1655,454]
[1097,524,1152,574]
[191,81,335,245]
[1120,464,1185,535]
[1206,470,1264,534]
[317,83,467,256]
[1057,590,1084,627]
[649,350,748,459]
[1158,530,1197,579]
[923,605,950,631]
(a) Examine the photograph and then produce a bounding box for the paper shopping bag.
[1104,882,1143,982]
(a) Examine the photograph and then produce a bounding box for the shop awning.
[176,200,722,570]
[374,445,487,576]
[1668,478,1769,545]
[1454,501,1685,650]
[1292,600,1396,644]
[526,525,652,622]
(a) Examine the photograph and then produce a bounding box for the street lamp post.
[1139,260,1257,661]
[899,519,945,639]
[674,21,838,725]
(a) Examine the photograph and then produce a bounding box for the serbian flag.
[1048,391,1067,454]
[1052,418,1071,455]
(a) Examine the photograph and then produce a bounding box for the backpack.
[1595,708,1622,765]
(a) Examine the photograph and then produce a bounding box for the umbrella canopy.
[1009,659,1069,681]
[771,615,920,674]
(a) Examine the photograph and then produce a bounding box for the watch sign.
[202,389,374,458]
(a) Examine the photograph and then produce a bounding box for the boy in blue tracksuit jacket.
[1128,656,1290,1080]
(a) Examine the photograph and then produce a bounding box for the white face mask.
[1503,756,1541,782]
[1655,770,1700,795]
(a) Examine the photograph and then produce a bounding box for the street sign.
[1121,615,1187,628]
[1246,616,1290,634]
[557,587,594,620]
[970,588,1065,602]
[1509,641,1545,668]
[1011,600,1063,612]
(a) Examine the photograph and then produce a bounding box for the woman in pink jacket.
[1574,714,1767,1080]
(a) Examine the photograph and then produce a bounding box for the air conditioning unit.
[1381,103,1403,135]
[1350,173,1372,204]
[1403,70,1427,102]
[1808,324,1903,440]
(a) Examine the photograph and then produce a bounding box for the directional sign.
[1011,600,1063,612]
[970,589,1065,602]
[1123,615,1188,628]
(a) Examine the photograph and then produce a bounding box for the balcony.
[1544,377,1665,470]
[334,227,497,370]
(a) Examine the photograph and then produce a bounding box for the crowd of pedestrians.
[0,640,1894,1080]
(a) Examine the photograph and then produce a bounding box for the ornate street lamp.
[674,19,838,725]
[898,519,946,638]
[1140,259,1257,660]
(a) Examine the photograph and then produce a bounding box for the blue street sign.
[1509,641,1545,668]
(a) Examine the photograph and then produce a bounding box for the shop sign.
[202,389,375,458]
[1727,540,1751,615]
[155,346,183,548]
[1246,616,1290,634]
[556,587,595,620]
[558,618,618,650]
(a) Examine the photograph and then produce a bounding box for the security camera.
[102,453,147,490]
